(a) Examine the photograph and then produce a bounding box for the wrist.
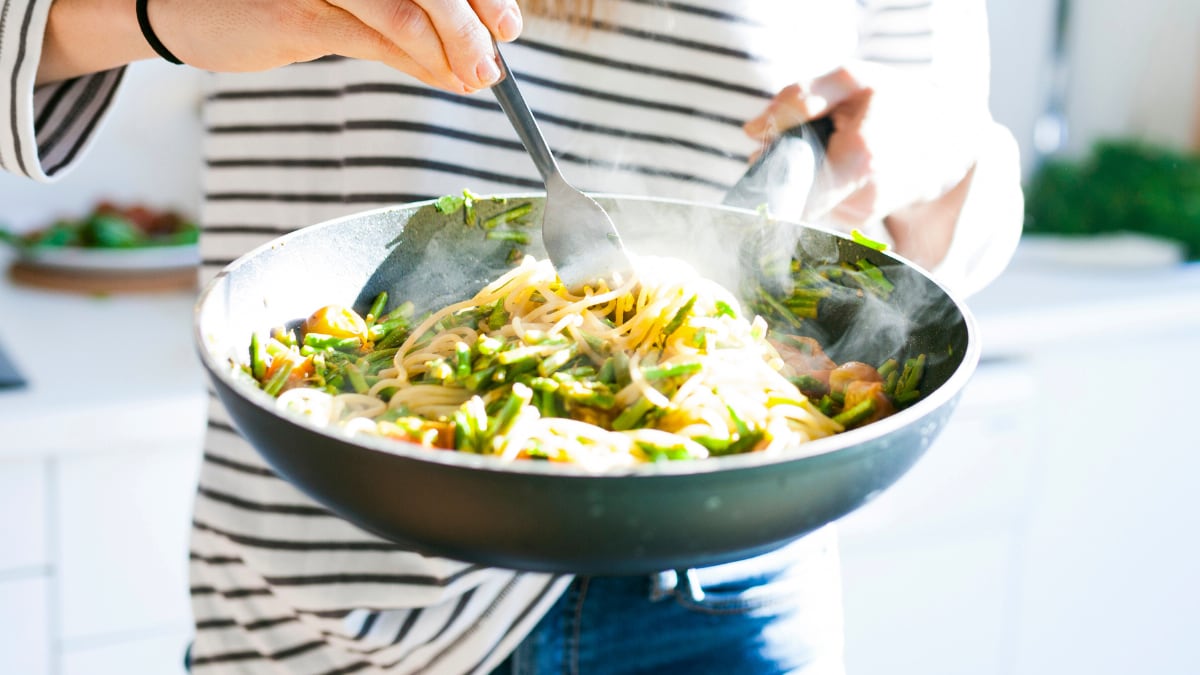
[882,166,976,270]
[39,0,157,85]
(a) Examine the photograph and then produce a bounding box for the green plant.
[1023,141,1200,259]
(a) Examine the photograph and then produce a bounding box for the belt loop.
[674,568,705,603]
[649,569,677,602]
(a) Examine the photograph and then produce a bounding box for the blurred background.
[0,0,1197,673]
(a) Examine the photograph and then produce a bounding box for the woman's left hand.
[743,62,982,267]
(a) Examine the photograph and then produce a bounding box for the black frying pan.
[193,184,978,574]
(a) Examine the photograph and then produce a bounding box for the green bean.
[535,389,560,418]
[374,323,411,350]
[482,202,533,229]
[249,333,267,380]
[345,363,370,394]
[366,292,388,324]
[262,359,296,396]
[598,358,616,384]
[582,333,607,354]
[877,358,899,379]
[303,333,362,352]
[537,344,578,377]
[788,374,827,395]
[492,383,533,436]
[833,398,875,427]
[612,396,657,431]
[883,370,899,396]
[487,302,509,331]
[726,404,751,437]
[725,430,765,455]
[425,358,454,383]
[453,409,473,451]
[380,301,415,323]
[362,347,399,367]
[896,354,926,396]
[528,377,559,392]
[454,342,471,379]
[635,441,698,462]
[463,366,497,391]
[816,395,836,417]
[496,345,547,366]
[641,362,702,381]
[756,287,804,329]
[661,295,697,340]
[476,335,504,356]
[485,230,531,244]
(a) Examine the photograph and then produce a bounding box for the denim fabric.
[491,526,845,675]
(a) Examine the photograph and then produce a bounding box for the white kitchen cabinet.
[842,532,1017,675]
[1007,328,1200,675]
[839,360,1036,675]
[61,629,191,675]
[0,458,48,573]
[56,446,201,643]
[0,576,51,675]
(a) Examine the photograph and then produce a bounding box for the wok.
[194,192,978,575]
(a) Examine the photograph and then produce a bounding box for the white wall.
[987,0,1200,176]
[0,61,204,232]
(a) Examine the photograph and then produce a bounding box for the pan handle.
[722,116,835,221]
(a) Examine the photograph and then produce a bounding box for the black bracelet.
[135,0,183,65]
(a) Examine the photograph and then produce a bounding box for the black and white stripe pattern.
[5,1,1013,672]
[0,0,125,179]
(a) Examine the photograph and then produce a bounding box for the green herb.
[850,228,888,251]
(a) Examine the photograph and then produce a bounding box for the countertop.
[1,242,1197,460]
[0,253,206,460]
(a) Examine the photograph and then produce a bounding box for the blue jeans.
[491,526,845,675]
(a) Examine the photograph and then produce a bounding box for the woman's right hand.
[39,0,523,93]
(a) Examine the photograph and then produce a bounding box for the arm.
[6,0,521,183]
[744,0,1022,295]
[39,0,522,91]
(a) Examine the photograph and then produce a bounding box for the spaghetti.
[247,255,913,470]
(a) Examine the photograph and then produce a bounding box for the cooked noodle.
[269,255,852,470]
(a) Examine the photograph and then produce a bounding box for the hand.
[743,62,981,266]
[40,0,523,93]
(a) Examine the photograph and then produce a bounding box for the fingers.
[743,67,865,140]
[330,0,521,93]
[471,0,522,42]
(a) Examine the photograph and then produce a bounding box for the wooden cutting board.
[8,260,197,294]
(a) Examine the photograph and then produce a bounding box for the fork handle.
[490,45,563,185]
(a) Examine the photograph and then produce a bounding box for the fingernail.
[476,57,501,86]
[498,7,523,42]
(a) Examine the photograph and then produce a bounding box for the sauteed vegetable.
[241,255,925,469]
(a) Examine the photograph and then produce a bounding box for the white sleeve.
[856,0,1024,298]
[0,0,126,183]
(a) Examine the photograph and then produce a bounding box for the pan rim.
[194,194,981,479]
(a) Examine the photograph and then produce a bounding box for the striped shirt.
[3,1,1021,672]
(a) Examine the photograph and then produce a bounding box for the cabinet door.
[56,446,201,641]
[0,458,48,572]
[0,577,50,675]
